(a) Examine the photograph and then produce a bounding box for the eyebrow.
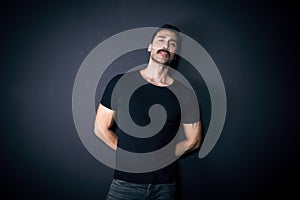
[156,35,177,43]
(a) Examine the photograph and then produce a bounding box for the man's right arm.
[94,103,118,150]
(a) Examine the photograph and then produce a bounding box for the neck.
[140,59,173,86]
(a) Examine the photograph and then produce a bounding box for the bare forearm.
[94,129,118,151]
[176,122,202,157]
[175,139,200,157]
[94,104,118,150]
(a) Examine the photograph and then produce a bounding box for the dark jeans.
[106,179,176,200]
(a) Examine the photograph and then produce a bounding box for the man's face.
[148,29,178,65]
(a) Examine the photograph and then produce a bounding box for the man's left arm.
[175,121,202,157]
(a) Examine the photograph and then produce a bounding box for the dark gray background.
[1,0,299,199]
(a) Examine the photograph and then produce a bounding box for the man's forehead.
[155,29,178,41]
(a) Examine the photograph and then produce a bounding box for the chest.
[116,85,181,125]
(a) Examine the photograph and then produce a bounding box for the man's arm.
[94,104,118,150]
[175,121,202,157]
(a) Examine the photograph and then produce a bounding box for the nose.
[163,43,169,51]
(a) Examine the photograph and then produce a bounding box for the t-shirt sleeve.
[100,74,123,110]
[181,89,200,123]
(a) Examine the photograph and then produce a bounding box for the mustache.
[156,49,171,57]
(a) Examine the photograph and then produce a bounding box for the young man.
[94,24,201,200]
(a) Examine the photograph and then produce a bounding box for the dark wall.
[1,0,298,199]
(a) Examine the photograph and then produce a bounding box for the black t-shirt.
[101,70,199,183]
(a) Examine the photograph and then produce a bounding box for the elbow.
[94,122,112,141]
[94,123,99,135]
[94,123,105,138]
[94,127,101,139]
[94,127,100,136]
[193,130,202,149]
[190,137,201,150]
[194,140,201,149]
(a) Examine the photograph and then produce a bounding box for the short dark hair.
[150,24,181,44]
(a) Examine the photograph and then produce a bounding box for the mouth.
[157,49,170,58]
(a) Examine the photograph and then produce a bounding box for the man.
[94,24,201,200]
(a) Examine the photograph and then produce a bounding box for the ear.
[147,43,152,52]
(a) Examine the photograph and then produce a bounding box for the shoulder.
[171,79,194,95]
[171,79,198,106]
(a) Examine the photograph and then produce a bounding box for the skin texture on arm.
[175,121,202,157]
[94,104,118,151]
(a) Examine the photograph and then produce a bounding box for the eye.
[170,42,177,47]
